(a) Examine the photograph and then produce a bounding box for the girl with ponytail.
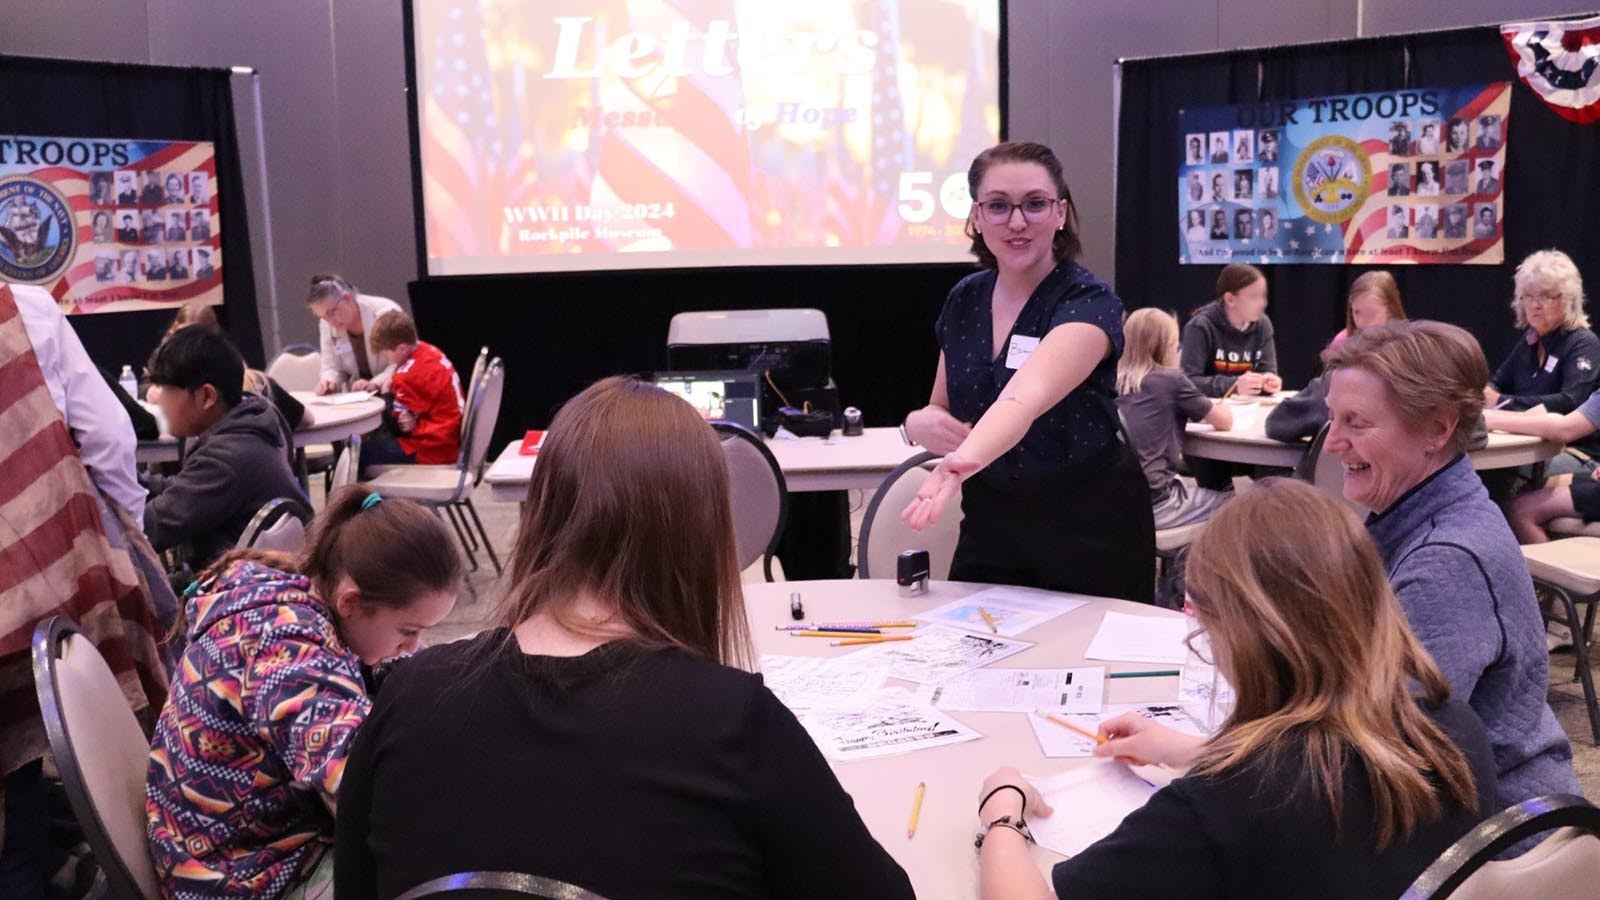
[146,485,463,899]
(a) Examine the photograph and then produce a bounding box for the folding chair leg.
[1555,587,1600,745]
[435,505,479,572]
[463,499,502,575]
[446,504,479,552]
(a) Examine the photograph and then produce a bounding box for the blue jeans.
[0,759,47,899]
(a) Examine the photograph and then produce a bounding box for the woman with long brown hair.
[334,377,912,900]
[974,479,1497,899]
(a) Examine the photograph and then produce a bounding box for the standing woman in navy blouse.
[903,142,1155,603]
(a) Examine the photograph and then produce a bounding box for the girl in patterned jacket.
[146,485,463,899]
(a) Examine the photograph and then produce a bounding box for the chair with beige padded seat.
[32,617,160,900]
[1401,794,1600,900]
[1520,536,1600,743]
[365,358,505,573]
[857,451,962,580]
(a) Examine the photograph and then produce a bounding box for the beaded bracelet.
[974,814,1035,851]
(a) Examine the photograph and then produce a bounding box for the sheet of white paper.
[305,391,375,405]
[1025,762,1157,858]
[920,667,1105,713]
[844,626,1032,684]
[915,586,1087,637]
[800,688,981,762]
[1027,702,1208,758]
[759,654,887,713]
[1082,611,1189,665]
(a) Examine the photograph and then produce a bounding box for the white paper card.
[1025,763,1157,858]
[800,688,981,762]
[915,586,1087,637]
[759,654,887,713]
[845,625,1032,684]
[1082,611,1189,665]
[921,667,1104,713]
[305,391,374,405]
[1005,334,1040,370]
[1027,702,1208,758]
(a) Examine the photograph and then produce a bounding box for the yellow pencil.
[831,635,916,646]
[907,781,926,839]
[978,607,999,634]
[791,630,884,638]
[1045,713,1108,745]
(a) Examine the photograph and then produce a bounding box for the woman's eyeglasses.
[974,197,1061,226]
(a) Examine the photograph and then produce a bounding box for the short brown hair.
[963,141,1081,268]
[1213,263,1264,301]
[1185,478,1478,847]
[1324,320,1487,456]
[1345,271,1407,333]
[497,376,752,668]
[370,310,419,352]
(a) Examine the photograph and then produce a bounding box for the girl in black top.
[902,142,1154,602]
[973,479,1498,900]
[334,377,912,900]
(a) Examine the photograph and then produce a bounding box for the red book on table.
[519,430,546,456]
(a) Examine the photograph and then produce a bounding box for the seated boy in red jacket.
[361,311,463,471]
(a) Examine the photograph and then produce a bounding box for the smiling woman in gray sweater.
[1323,321,1579,815]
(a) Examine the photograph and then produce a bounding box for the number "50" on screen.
[898,172,972,223]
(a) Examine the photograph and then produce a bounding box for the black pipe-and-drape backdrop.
[0,54,260,369]
[410,263,973,448]
[1115,21,1600,389]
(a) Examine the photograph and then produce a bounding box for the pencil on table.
[978,607,999,634]
[790,630,882,638]
[907,781,926,839]
[831,635,916,647]
[1045,713,1108,745]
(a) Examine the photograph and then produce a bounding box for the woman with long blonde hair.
[335,376,913,900]
[1116,308,1233,529]
[974,479,1496,899]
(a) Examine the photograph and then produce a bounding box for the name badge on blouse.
[1005,335,1040,370]
[333,337,353,354]
[1545,354,1560,374]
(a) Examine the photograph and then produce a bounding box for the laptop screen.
[652,370,762,432]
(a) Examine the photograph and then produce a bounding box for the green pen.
[1108,669,1181,679]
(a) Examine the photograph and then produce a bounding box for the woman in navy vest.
[902,142,1154,602]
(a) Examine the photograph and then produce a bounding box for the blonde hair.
[1117,308,1179,395]
[1512,249,1588,330]
[1185,479,1478,847]
[1324,320,1486,456]
[1345,271,1407,333]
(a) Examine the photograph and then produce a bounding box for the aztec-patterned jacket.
[146,559,371,899]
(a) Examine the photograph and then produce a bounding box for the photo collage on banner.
[1177,84,1511,265]
[0,135,222,314]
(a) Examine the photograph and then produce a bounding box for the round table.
[746,579,1185,899]
[134,390,386,464]
[1182,393,1560,470]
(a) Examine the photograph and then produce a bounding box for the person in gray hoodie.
[1180,263,1281,398]
[1324,321,1579,818]
[144,326,307,568]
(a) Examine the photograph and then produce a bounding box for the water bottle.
[118,365,137,398]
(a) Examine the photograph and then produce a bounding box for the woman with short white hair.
[1484,249,1600,476]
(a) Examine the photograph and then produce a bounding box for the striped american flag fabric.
[0,283,167,776]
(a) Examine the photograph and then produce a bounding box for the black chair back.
[396,872,613,900]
